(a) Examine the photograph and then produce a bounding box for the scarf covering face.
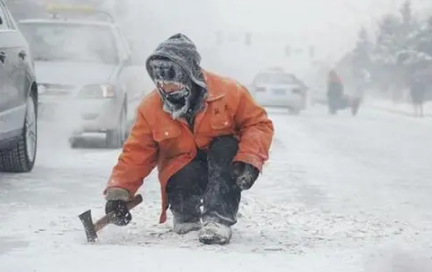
[146,34,208,120]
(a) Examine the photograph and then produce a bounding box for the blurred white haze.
[115,1,432,270]
[111,0,431,84]
[3,0,432,271]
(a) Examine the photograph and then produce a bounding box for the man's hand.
[231,161,259,190]
[105,188,132,226]
[105,200,132,226]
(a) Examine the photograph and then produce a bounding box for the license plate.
[272,89,286,95]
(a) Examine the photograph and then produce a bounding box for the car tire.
[69,137,78,149]
[0,94,37,173]
[106,104,127,149]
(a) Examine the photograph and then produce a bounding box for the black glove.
[231,161,259,190]
[105,200,132,226]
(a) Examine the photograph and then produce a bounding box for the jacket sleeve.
[233,83,274,172]
[104,106,158,197]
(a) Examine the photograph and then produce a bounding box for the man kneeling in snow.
[103,33,274,245]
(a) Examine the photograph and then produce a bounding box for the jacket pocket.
[152,126,181,142]
[210,114,232,130]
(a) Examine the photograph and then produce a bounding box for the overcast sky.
[124,0,431,82]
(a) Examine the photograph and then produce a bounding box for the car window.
[0,2,9,30]
[18,22,119,64]
[254,73,297,85]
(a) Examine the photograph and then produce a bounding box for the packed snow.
[1,102,432,272]
[3,0,432,271]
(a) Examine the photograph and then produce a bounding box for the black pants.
[166,136,241,226]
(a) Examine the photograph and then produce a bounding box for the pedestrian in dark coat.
[408,68,430,118]
[327,70,344,114]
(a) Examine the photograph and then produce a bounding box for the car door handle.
[0,51,6,63]
[18,50,27,60]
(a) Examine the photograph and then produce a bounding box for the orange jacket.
[104,71,274,223]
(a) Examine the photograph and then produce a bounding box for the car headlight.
[79,84,116,98]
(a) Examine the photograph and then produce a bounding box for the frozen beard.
[157,82,192,120]
[149,58,194,120]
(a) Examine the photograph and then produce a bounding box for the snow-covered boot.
[198,221,232,245]
[172,213,202,234]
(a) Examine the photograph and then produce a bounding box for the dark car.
[250,68,308,115]
[0,0,38,172]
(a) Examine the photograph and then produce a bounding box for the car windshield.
[254,73,297,85]
[19,22,119,65]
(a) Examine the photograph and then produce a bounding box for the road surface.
[1,105,431,272]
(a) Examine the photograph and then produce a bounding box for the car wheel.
[69,137,78,149]
[106,104,127,149]
[0,94,37,173]
[301,95,308,110]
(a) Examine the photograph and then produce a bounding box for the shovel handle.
[94,194,143,232]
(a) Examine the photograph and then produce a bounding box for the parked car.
[18,5,148,148]
[250,68,308,114]
[0,0,38,173]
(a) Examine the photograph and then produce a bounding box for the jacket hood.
[145,33,207,89]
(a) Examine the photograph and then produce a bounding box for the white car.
[18,6,149,148]
[250,71,307,114]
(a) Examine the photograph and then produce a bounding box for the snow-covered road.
[1,105,432,272]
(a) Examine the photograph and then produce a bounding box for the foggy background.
[103,0,432,97]
[7,0,432,92]
[122,2,428,70]
[3,0,432,271]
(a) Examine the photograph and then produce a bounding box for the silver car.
[0,0,38,172]
[18,8,149,148]
[250,70,307,114]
